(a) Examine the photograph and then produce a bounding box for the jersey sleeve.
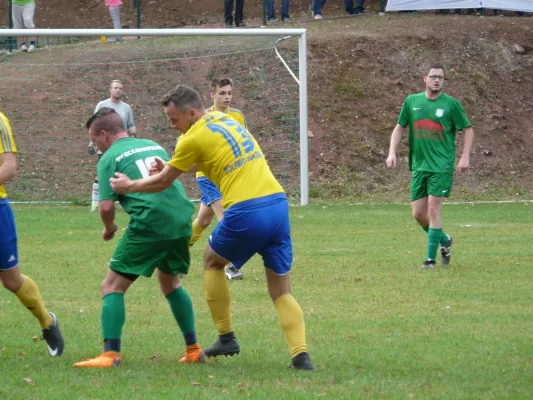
[97,155,118,201]
[451,99,471,131]
[168,134,199,173]
[397,97,411,128]
[0,114,17,155]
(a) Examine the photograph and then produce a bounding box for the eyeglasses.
[428,75,445,81]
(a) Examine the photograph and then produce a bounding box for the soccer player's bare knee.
[197,206,214,228]
[427,196,444,225]
[0,267,24,293]
[265,269,291,302]
[157,269,181,295]
[203,246,227,271]
[411,200,429,225]
[101,270,132,296]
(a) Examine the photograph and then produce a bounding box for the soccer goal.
[0,28,309,205]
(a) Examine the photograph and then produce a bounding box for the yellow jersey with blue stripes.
[196,106,247,179]
[0,112,17,199]
[170,111,283,209]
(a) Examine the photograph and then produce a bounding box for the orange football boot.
[73,351,122,368]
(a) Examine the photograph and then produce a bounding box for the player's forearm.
[461,127,474,158]
[0,162,17,186]
[99,207,115,231]
[388,125,405,155]
[129,170,175,193]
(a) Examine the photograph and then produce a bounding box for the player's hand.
[456,156,470,173]
[110,172,132,194]
[87,142,97,155]
[386,154,397,168]
[149,158,165,176]
[129,133,137,138]
[103,223,118,241]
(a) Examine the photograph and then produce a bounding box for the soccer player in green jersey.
[386,64,474,269]
[110,85,314,371]
[74,108,204,368]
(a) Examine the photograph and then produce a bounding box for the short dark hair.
[428,64,445,76]
[86,107,124,135]
[210,77,234,91]
[161,84,205,111]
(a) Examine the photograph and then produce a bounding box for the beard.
[428,86,441,94]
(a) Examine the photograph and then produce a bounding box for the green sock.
[440,231,450,246]
[166,287,196,336]
[421,225,429,233]
[427,228,442,261]
[102,292,125,340]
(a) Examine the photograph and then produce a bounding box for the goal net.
[0,28,308,205]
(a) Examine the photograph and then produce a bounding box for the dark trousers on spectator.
[345,0,364,14]
[267,0,290,20]
[225,0,244,24]
[311,0,327,16]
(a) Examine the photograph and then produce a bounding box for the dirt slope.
[1,3,533,200]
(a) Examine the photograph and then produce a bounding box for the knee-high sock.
[422,225,450,246]
[91,182,99,208]
[274,294,308,357]
[189,218,206,247]
[166,287,197,345]
[427,228,442,261]
[204,270,233,335]
[102,293,125,341]
[15,275,53,329]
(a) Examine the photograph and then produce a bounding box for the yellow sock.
[274,294,308,357]
[204,270,233,334]
[15,275,53,329]
[189,218,205,247]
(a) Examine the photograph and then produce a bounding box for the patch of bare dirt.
[1,9,533,201]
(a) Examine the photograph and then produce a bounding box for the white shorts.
[12,3,36,30]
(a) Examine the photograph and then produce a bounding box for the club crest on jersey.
[436,109,444,118]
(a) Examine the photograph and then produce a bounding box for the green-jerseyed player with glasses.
[386,64,475,269]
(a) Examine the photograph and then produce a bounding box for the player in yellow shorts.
[111,85,314,371]
[0,111,64,357]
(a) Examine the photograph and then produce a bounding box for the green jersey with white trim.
[98,138,194,240]
[398,92,471,173]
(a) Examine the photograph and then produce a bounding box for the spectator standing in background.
[224,0,246,28]
[266,0,290,24]
[12,0,37,52]
[310,0,327,20]
[345,0,365,15]
[105,0,123,43]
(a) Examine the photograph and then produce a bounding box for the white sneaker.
[314,14,323,20]
[27,44,36,52]
[20,44,28,51]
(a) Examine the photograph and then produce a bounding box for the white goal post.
[0,28,309,206]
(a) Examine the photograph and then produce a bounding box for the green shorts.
[109,230,190,278]
[410,171,453,201]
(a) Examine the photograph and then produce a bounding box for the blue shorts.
[0,198,19,271]
[197,177,222,206]
[209,193,292,275]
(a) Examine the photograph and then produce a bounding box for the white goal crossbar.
[0,28,309,205]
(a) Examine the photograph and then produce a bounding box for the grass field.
[1,202,533,399]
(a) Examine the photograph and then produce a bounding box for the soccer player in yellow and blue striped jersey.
[191,78,247,280]
[110,85,314,371]
[0,111,64,357]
